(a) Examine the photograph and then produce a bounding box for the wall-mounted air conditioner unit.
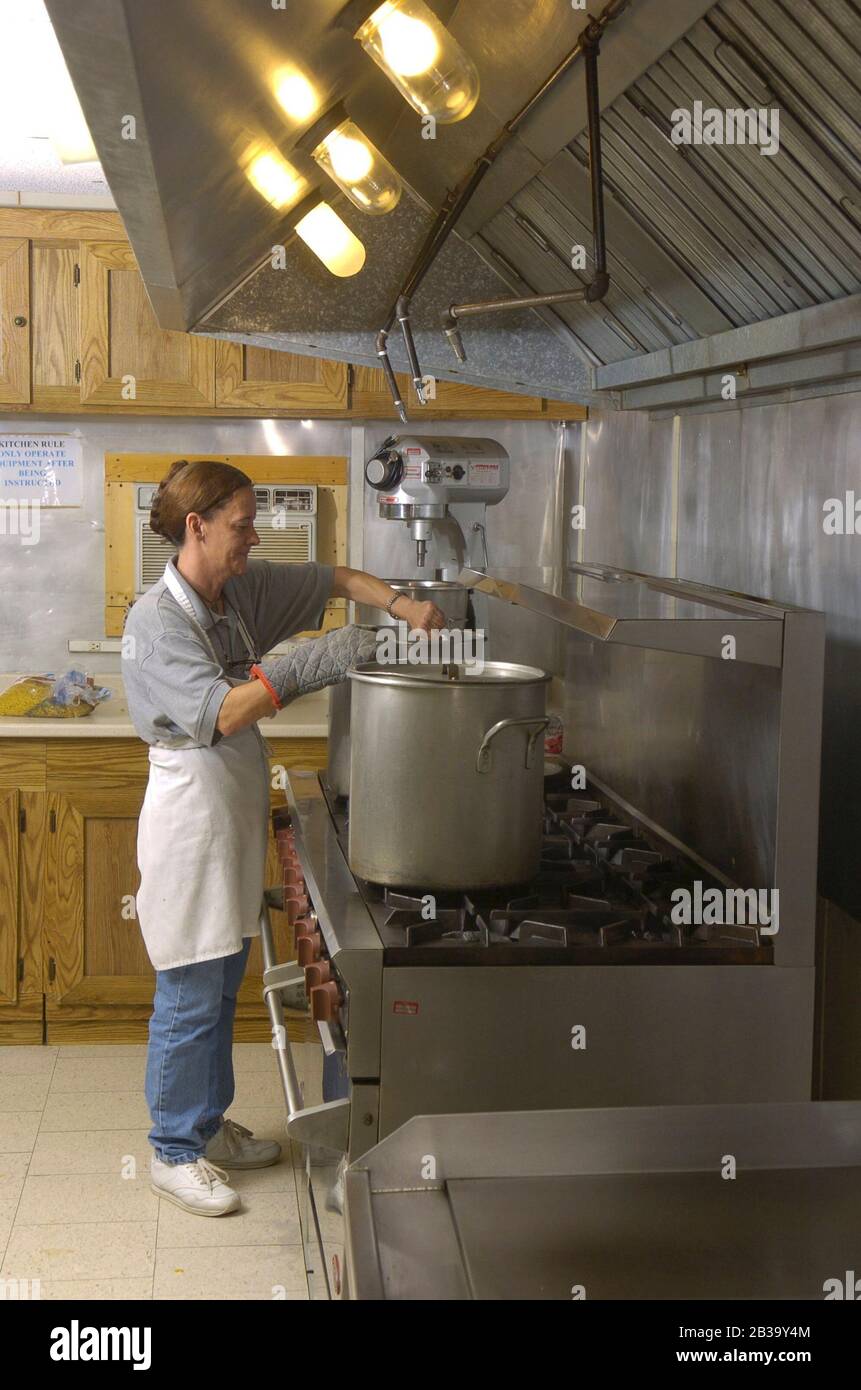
[134,484,317,596]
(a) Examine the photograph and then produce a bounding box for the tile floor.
[0,1041,324,1300]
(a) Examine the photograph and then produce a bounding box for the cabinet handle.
[13,316,27,327]
[49,809,57,833]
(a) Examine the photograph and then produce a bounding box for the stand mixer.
[364,435,510,579]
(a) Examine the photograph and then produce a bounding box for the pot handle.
[476,716,550,773]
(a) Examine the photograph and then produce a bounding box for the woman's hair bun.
[148,459,252,549]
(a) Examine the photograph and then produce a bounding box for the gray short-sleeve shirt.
[122,556,334,747]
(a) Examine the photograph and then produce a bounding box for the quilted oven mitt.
[253,625,379,707]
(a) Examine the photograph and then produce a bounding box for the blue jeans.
[322,1047,350,1102]
[145,937,252,1164]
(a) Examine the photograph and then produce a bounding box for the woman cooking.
[122,458,444,1217]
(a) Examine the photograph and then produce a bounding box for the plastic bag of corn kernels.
[26,671,111,719]
[0,676,54,717]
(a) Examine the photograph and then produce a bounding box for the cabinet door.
[0,239,31,404]
[350,362,549,417]
[79,241,215,407]
[0,787,19,1004]
[215,342,348,410]
[0,741,45,1042]
[31,239,80,410]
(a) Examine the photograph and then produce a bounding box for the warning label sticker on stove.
[393,1000,419,1015]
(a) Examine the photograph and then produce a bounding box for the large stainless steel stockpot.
[347,662,551,889]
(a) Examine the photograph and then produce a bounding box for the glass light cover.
[311,118,402,215]
[295,202,367,277]
[356,0,479,124]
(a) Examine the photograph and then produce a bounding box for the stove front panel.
[376,964,814,1138]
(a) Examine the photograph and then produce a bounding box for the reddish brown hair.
[150,460,254,547]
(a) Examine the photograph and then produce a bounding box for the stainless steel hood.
[46,0,861,409]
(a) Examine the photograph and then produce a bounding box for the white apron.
[136,563,272,971]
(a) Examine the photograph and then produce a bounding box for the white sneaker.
[150,1155,240,1216]
[204,1118,282,1170]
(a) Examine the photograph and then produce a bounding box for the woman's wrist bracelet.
[250,664,282,711]
[385,592,403,618]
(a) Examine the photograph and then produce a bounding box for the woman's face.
[199,486,260,576]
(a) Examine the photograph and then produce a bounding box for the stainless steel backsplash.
[360,395,859,918]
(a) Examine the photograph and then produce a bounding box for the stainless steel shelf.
[458,562,788,666]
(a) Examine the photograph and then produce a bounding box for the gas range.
[280,765,813,1300]
[324,773,773,967]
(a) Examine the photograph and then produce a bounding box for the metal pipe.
[443,290,588,363]
[376,161,493,405]
[396,294,427,404]
[375,0,630,409]
[376,328,408,424]
[583,32,609,299]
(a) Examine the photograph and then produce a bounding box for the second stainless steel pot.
[347,662,551,890]
[353,580,470,629]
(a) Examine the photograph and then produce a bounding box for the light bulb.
[311,119,402,215]
[377,10,439,77]
[295,203,367,277]
[244,149,308,210]
[328,132,374,183]
[274,71,320,123]
[356,0,479,124]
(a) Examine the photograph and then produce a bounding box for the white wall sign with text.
[0,435,83,506]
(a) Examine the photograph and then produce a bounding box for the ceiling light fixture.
[304,105,402,215]
[243,146,309,210]
[273,69,321,124]
[295,201,367,277]
[355,0,479,124]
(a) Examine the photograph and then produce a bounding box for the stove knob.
[304,961,332,996]
[296,930,322,965]
[310,981,342,1022]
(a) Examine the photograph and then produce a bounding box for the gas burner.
[382,891,492,946]
[340,778,768,957]
[481,896,645,947]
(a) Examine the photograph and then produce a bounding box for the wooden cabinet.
[215,342,348,411]
[0,744,46,1042]
[0,786,21,1005]
[0,209,587,420]
[79,241,216,407]
[0,735,325,1046]
[351,361,559,417]
[0,239,31,404]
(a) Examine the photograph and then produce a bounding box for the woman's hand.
[395,598,446,632]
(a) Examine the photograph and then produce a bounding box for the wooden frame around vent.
[104,452,348,638]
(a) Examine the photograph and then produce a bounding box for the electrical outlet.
[68,640,123,654]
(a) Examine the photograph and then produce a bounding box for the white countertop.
[0,674,330,740]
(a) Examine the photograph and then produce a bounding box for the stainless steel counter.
[344,1101,861,1300]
